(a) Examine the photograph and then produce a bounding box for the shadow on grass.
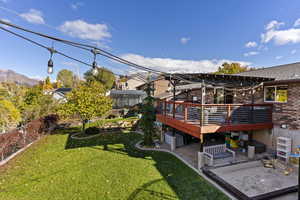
[63,128,147,159]
[127,178,177,200]
[59,127,228,200]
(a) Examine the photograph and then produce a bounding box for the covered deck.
[156,100,273,139]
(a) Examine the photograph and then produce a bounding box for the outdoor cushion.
[214,151,233,159]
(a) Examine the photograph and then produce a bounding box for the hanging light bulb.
[91,48,99,76]
[47,48,55,74]
[47,59,53,74]
[92,61,98,75]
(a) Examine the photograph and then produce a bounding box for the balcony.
[156,100,273,139]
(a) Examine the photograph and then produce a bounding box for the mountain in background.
[0,69,39,86]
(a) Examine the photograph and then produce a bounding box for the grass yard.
[0,128,229,200]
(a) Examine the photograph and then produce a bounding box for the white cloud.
[90,41,111,49]
[261,20,300,45]
[71,2,84,10]
[59,20,111,41]
[275,56,283,60]
[257,45,268,51]
[243,51,259,57]
[265,20,284,30]
[19,9,45,24]
[245,41,257,48]
[291,49,297,54]
[0,0,8,3]
[120,53,250,73]
[294,18,300,27]
[180,37,190,44]
[261,28,300,45]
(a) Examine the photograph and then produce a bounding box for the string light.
[0,20,271,90]
[47,47,56,74]
[91,48,99,76]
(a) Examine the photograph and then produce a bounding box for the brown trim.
[264,79,300,85]
[156,114,273,136]
[201,123,273,134]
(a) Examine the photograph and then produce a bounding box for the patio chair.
[203,144,235,166]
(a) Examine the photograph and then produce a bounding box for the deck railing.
[156,100,273,126]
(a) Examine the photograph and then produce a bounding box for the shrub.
[43,114,59,132]
[85,127,100,135]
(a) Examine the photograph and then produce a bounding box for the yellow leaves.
[0,99,21,129]
[58,81,112,122]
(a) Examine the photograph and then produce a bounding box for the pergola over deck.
[165,73,274,88]
[156,73,275,144]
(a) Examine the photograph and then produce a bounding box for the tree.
[84,67,115,90]
[53,80,63,89]
[139,77,156,146]
[57,69,74,88]
[214,62,252,74]
[58,81,112,131]
[0,82,27,111]
[43,76,53,90]
[0,99,21,131]
[22,85,58,122]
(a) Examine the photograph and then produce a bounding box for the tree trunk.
[82,120,86,133]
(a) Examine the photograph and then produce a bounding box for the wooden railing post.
[200,105,204,127]
[184,104,188,122]
[173,101,176,119]
[227,104,231,125]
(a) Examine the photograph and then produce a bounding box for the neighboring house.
[115,74,145,90]
[52,88,72,101]
[136,75,171,98]
[109,90,147,109]
[156,62,300,154]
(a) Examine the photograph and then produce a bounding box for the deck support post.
[170,135,176,151]
[198,134,205,170]
[198,152,205,171]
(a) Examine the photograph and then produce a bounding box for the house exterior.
[109,90,146,109]
[52,88,72,101]
[115,74,145,90]
[156,62,300,153]
[238,62,300,151]
[136,75,171,98]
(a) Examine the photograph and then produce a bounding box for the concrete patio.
[158,142,299,200]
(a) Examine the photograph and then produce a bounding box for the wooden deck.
[156,101,273,139]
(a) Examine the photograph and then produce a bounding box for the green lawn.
[0,128,229,200]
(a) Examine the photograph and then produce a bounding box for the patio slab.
[204,161,298,200]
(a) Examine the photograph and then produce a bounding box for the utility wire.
[0,20,261,90]
[0,19,162,74]
[0,26,123,78]
[0,19,198,85]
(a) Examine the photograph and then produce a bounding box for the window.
[264,85,287,103]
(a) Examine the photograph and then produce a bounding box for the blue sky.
[1,0,300,80]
